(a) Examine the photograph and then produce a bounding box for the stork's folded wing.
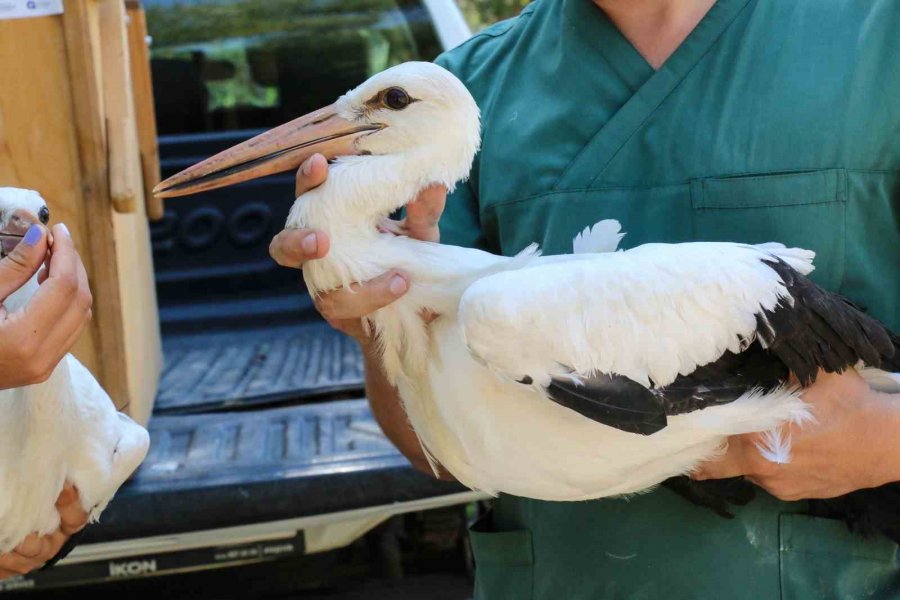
[455,241,895,434]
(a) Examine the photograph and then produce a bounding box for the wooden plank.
[61,0,131,407]
[0,14,100,374]
[112,194,162,425]
[125,1,164,221]
[98,0,141,214]
[103,0,163,423]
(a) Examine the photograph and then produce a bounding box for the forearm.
[361,342,454,480]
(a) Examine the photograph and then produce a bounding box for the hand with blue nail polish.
[0,196,94,578]
[0,223,93,388]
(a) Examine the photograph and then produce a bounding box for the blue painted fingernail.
[23,224,42,246]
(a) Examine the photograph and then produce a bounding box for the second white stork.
[155,63,900,535]
[0,188,149,552]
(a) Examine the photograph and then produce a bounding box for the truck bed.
[156,323,365,414]
[82,398,466,543]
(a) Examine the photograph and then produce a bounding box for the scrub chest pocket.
[484,169,847,284]
[690,169,847,291]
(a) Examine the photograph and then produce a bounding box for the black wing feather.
[759,259,897,384]
[546,344,787,435]
[662,476,756,519]
[546,373,668,435]
[810,483,900,544]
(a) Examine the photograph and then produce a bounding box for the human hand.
[0,484,88,579]
[0,224,92,388]
[268,153,447,344]
[693,369,899,500]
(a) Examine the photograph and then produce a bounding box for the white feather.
[755,428,792,464]
[459,242,802,389]
[572,219,625,254]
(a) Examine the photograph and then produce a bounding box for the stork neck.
[331,153,443,223]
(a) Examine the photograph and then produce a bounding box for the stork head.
[154,62,481,200]
[0,188,50,257]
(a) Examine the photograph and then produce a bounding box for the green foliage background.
[144,0,532,131]
[146,0,533,46]
[456,0,532,31]
[146,0,399,46]
[146,0,431,124]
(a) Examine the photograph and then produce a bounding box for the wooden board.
[126,0,164,221]
[0,1,161,424]
[99,0,141,214]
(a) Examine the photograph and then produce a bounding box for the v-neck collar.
[556,0,754,190]
[563,0,655,93]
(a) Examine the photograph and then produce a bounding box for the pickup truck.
[0,0,485,594]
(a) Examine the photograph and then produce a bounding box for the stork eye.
[384,87,411,110]
[38,206,50,224]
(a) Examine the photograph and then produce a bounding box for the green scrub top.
[434,0,900,598]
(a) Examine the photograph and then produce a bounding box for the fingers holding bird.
[400,184,446,242]
[22,225,93,378]
[272,155,446,270]
[55,483,88,536]
[693,370,900,501]
[312,270,410,343]
[377,184,446,242]
[295,153,328,197]
[0,533,56,576]
[269,228,329,268]
[0,484,87,580]
[272,154,444,344]
[0,224,92,387]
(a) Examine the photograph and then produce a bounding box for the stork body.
[0,188,149,552]
[155,62,900,527]
[291,163,891,501]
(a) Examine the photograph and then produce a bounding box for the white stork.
[0,188,149,552]
[155,63,900,527]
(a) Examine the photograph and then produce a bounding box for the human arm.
[0,223,93,388]
[694,369,900,500]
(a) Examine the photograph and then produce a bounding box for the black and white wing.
[458,240,898,435]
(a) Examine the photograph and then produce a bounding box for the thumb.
[404,184,446,241]
[0,225,47,302]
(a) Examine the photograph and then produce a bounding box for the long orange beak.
[153,104,384,198]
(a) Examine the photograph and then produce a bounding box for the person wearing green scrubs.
[270,0,900,597]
